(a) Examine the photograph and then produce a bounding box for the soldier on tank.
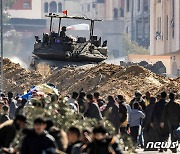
[60,26,67,38]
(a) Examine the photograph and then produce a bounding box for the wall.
[128,54,172,75]
[8,0,41,19]
[150,0,180,55]
[11,0,32,10]
[124,0,150,47]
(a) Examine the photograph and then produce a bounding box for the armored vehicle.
[32,14,108,66]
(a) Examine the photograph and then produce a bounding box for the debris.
[45,63,180,102]
[0,59,179,102]
[0,58,43,94]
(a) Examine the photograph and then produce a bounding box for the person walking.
[66,126,82,154]
[21,117,57,154]
[143,91,151,107]
[150,91,168,152]
[129,103,145,146]
[77,92,87,113]
[104,96,121,134]
[85,126,123,154]
[161,93,180,153]
[130,91,146,111]
[0,115,27,148]
[84,94,102,120]
[93,92,105,108]
[116,95,128,135]
[8,92,17,119]
[68,92,79,113]
[143,97,157,151]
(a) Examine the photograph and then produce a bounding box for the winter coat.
[0,114,10,124]
[85,138,122,154]
[0,121,17,148]
[151,99,167,124]
[161,100,180,129]
[104,103,121,133]
[66,141,82,154]
[21,130,56,154]
[143,103,155,127]
[84,103,102,120]
[77,98,86,113]
[119,103,127,124]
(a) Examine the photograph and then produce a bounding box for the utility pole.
[130,0,133,41]
[0,0,4,92]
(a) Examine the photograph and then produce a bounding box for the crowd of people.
[0,90,179,154]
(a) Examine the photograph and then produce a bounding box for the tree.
[123,34,150,55]
[0,0,16,23]
[4,0,16,8]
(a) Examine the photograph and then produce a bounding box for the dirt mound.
[1,59,179,101]
[45,63,179,102]
[1,58,43,94]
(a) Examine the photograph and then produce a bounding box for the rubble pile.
[1,58,179,101]
[46,63,180,102]
[1,58,43,94]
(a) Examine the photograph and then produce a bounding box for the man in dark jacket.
[130,91,146,111]
[161,93,180,153]
[0,115,27,148]
[84,94,102,120]
[143,97,157,151]
[85,126,122,154]
[66,126,82,154]
[21,117,56,154]
[150,91,168,152]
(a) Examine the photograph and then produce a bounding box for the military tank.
[31,13,108,69]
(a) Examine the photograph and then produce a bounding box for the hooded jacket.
[21,130,56,154]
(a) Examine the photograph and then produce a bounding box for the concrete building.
[78,0,105,19]
[8,0,42,19]
[7,0,81,19]
[78,0,126,20]
[150,0,180,76]
[104,0,125,20]
[41,0,81,18]
[124,0,150,48]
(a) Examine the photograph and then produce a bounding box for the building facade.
[150,0,180,76]
[78,0,125,20]
[41,0,81,18]
[78,0,105,19]
[7,0,81,19]
[123,0,150,48]
[8,0,42,19]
